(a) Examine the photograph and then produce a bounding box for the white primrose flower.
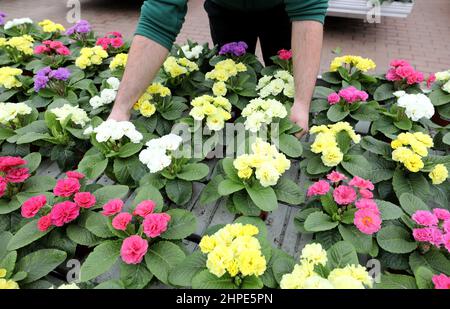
[0,102,32,124]
[180,44,204,60]
[93,120,143,144]
[242,98,288,133]
[50,104,89,127]
[106,77,121,91]
[256,71,294,99]
[139,133,183,173]
[89,78,120,109]
[4,18,33,30]
[100,89,117,104]
[443,80,450,93]
[393,90,406,98]
[89,96,106,109]
[435,70,450,82]
[83,125,93,135]
[396,93,435,121]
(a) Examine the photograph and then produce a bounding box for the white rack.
[327,0,414,19]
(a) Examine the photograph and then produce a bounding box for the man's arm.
[108,0,187,120]
[109,36,168,120]
[284,0,328,137]
[289,21,324,137]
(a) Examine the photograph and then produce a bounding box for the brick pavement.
[1,0,449,74]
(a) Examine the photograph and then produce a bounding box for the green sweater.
[136,0,329,50]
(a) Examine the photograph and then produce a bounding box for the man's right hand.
[107,107,131,121]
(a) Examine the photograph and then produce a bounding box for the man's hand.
[108,106,131,121]
[290,100,310,139]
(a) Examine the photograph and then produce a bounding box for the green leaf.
[394,117,412,130]
[218,179,245,196]
[232,191,261,216]
[0,251,17,278]
[177,163,209,181]
[409,250,450,276]
[168,251,207,287]
[166,179,192,205]
[338,225,373,254]
[320,193,338,216]
[392,168,430,202]
[374,83,395,101]
[326,241,359,269]
[92,185,129,210]
[23,152,41,174]
[245,183,278,211]
[399,193,429,216]
[241,276,264,289]
[120,262,153,289]
[375,273,417,289]
[7,220,52,251]
[16,249,67,284]
[376,225,417,254]
[84,211,115,238]
[145,241,186,285]
[375,200,404,220]
[80,240,121,282]
[278,134,303,158]
[341,155,372,179]
[306,156,331,175]
[304,212,339,232]
[192,270,236,289]
[327,104,350,122]
[117,142,143,158]
[132,184,164,211]
[199,175,223,206]
[414,266,434,289]
[321,72,341,84]
[66,224,103,246]
[21,175,56,193]
[429,88,450,106]
[161,209,197,240]
[272,256,296,284]
[94,280,125,289]
[222,158,240,183]
[78,153,108,179]
[273,177,304,205]
[335,131,352,154]
[443,132,450,146]
[360,136,392,157]
[313,86,335,99]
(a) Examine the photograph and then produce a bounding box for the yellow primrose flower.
[0,67,23,89]
[330,55,376,72]
[75,46,108,69]
[429,164,448,185]
[189,95,232,131]
[163,56,198,78]
[233,139,290,187]
[110,53,128,71]
[212,81,227,96]
[200,224,266,278]
[39,19,65,32]
[321,147,344,167]
[403,154,424,172]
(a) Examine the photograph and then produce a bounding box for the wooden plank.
[280,207,301,256]
[207,198,235,228]
[266,204,290,248]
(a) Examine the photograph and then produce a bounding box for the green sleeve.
[284,0,329,24]
[135,0,188,50]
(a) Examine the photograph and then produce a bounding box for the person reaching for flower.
[107,0,329,139]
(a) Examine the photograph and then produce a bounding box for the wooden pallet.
[327,0,414,19]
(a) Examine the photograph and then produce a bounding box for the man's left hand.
[290,100,310,139]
